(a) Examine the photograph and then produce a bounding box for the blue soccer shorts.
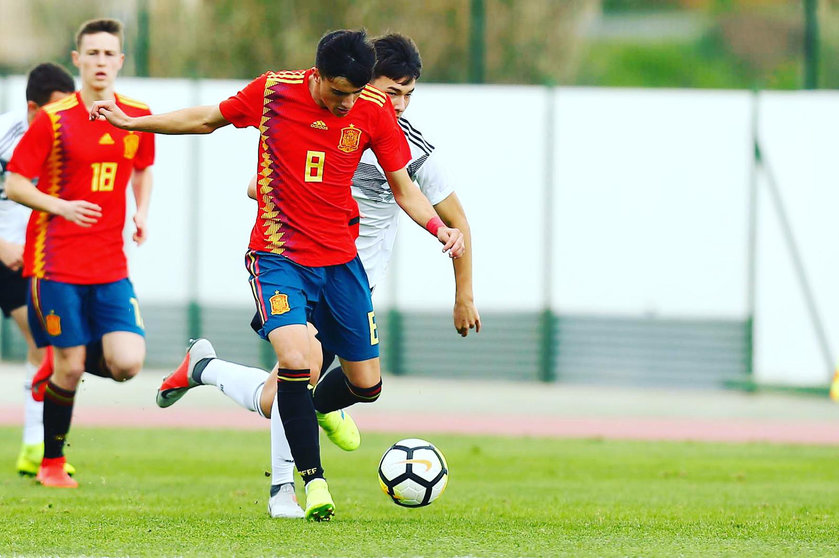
[245,251,379,362]
[27,277,145,348]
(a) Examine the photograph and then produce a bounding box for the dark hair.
[315,29,375,88]
[75,18,123,50]
[373,34,422,82]
[26,63,75,106]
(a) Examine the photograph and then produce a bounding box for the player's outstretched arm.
[385,168,465,258]
[5,172,101,227]
[435,192,481,336]
[89,102,230,135]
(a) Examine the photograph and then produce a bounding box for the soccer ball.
[377,438,448,507]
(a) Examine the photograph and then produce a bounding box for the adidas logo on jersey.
[98,133,115,145]
[310,121,328,130]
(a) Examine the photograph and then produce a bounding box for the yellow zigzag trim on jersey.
[255,78,285,255]
[117,94,149,110]
[32,110,67,277]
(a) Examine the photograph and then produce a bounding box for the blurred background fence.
[1,0,837,390]
[1,77,836,390]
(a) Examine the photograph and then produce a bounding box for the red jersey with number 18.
[8,92,155,284]
[219,68,410,267]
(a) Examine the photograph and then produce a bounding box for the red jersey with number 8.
[219,68,410,267]
[8,92,155,284]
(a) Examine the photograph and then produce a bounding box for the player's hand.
[453,298,481,337]
[132,212,148,245]
[89,100,131,128]
[59,199,102,227]
[437,226,465,258]
[0,241,24,271]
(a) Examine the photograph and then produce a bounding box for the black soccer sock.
[43,381,76,459]
[191,358,214,384]
[312,366,382,414]
[83,339,111,378]
[276,369,323,484]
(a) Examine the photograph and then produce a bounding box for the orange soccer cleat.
[36,457,78,488]
[31,346,54,403]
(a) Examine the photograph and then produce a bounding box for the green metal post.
[538,309,557,382]
[745,92,759,378]
[539,86,557,382]
[187,301,201,341]
[803,0,819,89]
[468,0,485,83]
[0,318,8,360]
[136,0,150,77]
[386,308,404,375]
[186,82,201,346]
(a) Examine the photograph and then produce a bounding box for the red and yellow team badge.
[46,312,62,336]
[269,291,290,315]
[338,124,362,153]
[123,132,140,159]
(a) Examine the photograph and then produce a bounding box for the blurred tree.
[1,0,835,89]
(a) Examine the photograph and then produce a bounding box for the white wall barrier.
[2,77,836,387]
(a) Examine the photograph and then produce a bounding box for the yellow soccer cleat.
[17,443,76,477]
[830,366,839,402]
[304,478,335,522]
[316,409,360,451]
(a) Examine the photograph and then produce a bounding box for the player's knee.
[54,366,85,386]
[106,356,143,382]
[275,351,308,371]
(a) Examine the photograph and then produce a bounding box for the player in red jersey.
[90,29,463,520]
[6,19,155,488]
[1,63,77,478]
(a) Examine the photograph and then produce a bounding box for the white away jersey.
[0,111,30,244]
[352,117,454,289]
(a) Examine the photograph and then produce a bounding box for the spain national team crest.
[46,312,61,336]
[338,124,362,153]
[269,291,290,315]
[123,132,140,159]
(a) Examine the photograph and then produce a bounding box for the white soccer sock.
[199,359,269,414]
[271,396,296,486]
[22,361,43,445]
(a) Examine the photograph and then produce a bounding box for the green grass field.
[2,426,838,557]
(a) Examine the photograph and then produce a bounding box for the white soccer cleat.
[268,483,305,519]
